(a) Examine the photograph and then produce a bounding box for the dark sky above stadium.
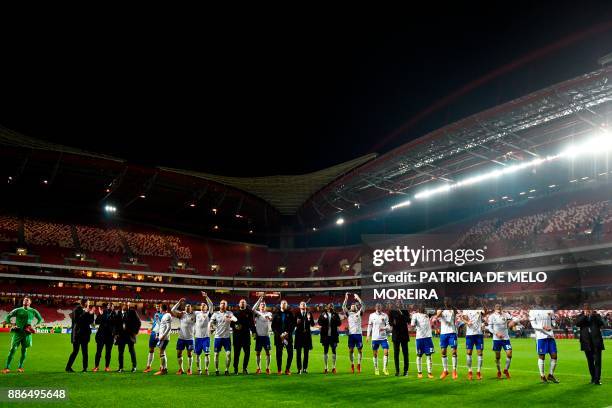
[1,4,612,177]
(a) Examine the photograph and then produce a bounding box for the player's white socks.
[205,355,210,370]
[161,354,167,369]
[188,356,193,371]
[426,356,432,374]
[196,355,202,371]
[214,353,220,371]
[178,356,183,371]
[442,356,448,371]
[477,356,483,373]
[225,352,231,370]
[383,355,388,370]
[373,357,378,369]
[256,354,261,369]
[349,351,354,364]
[266,354,271,369]
[416,355,422,373]
[550,359,557,375]
[466,355,472,370]
[147,352,154,367]
[324,353,328,369]
[358,352,362,365]
[332,353,337,369]
[495,358,501,372]
[537,359,545,376]
[452,355,458,371]
[505,357,511,370]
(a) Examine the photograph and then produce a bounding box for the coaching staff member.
[232,298,255,374]
[318,303,341,374]
[66,299,94,372]
[294,301,315,374]
[272,300,295,375]
[389,303,410,376]
[576,303,605,385]
[114,302,141,372]
[93,303,115,372]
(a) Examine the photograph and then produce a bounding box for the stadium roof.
[0,125,125,163]
[159,153,376,215]
[301,65,612,220]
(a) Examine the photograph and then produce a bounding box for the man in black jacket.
[66,299,95,372]
[271,300,295,375]
[575,303,605,385]
[389,302,410,376]
[318,303,341,374]
[114,302,141,372]
[232,299,255,374]
[93,303,115,372]
[294,301,315,374]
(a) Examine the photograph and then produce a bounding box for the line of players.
[144,292,560,383]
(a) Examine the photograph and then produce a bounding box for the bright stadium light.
[336,217,345,226]
[390,199,411,210]
[407,131,612,203]
[104,204,117,214]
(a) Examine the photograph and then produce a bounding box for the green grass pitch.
[0,334,609,407]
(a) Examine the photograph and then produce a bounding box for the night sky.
[1,5,612,177]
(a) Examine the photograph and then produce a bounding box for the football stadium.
[1,10,612,408]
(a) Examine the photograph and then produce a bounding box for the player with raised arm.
[171,298,196,375]
[143,303,163,373]
[436,298,458,380]
[208,299,237,376]
[342,292,364,373]
[410,305,434,379]
[2,297,43,374]
[487,303,518,379]
[253,295,273,374]
[366,303,390,376]
[194,291,214,375]
[461,301,486,380]
[153,304,172,375]
[529,301,559,383]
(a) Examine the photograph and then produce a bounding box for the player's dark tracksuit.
[389,309,410,375]
[232,308,255,372]
[66,306,94,371]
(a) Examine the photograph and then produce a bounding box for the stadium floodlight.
[336,217,345,226]
[390,199,411,210]
[312,227,317,231]
[519,191,526,195]
[104,204,117,214]
[548,184,556,188]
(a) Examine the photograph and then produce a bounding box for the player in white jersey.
[366,303,390,376]
[252,296,273,374]
[410,306,434,379]
[461,306,485,380]
[153,304,172,375]
[529,302,559,383]
[194,291,214,375]
[208,299,237,375]
[342,292,363,373]
[487,303,518,379]
[436,299,458,379]
[171,298,196,375]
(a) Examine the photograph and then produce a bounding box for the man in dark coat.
[271,300,295,375]
[389,302,411,376]
[93,303,115,372]
[575,303,605,385]
[114,302,141,372]
[317,303,341,374]
[294,301,315,374]
[66,299,94,372]
[231,299,255,374]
